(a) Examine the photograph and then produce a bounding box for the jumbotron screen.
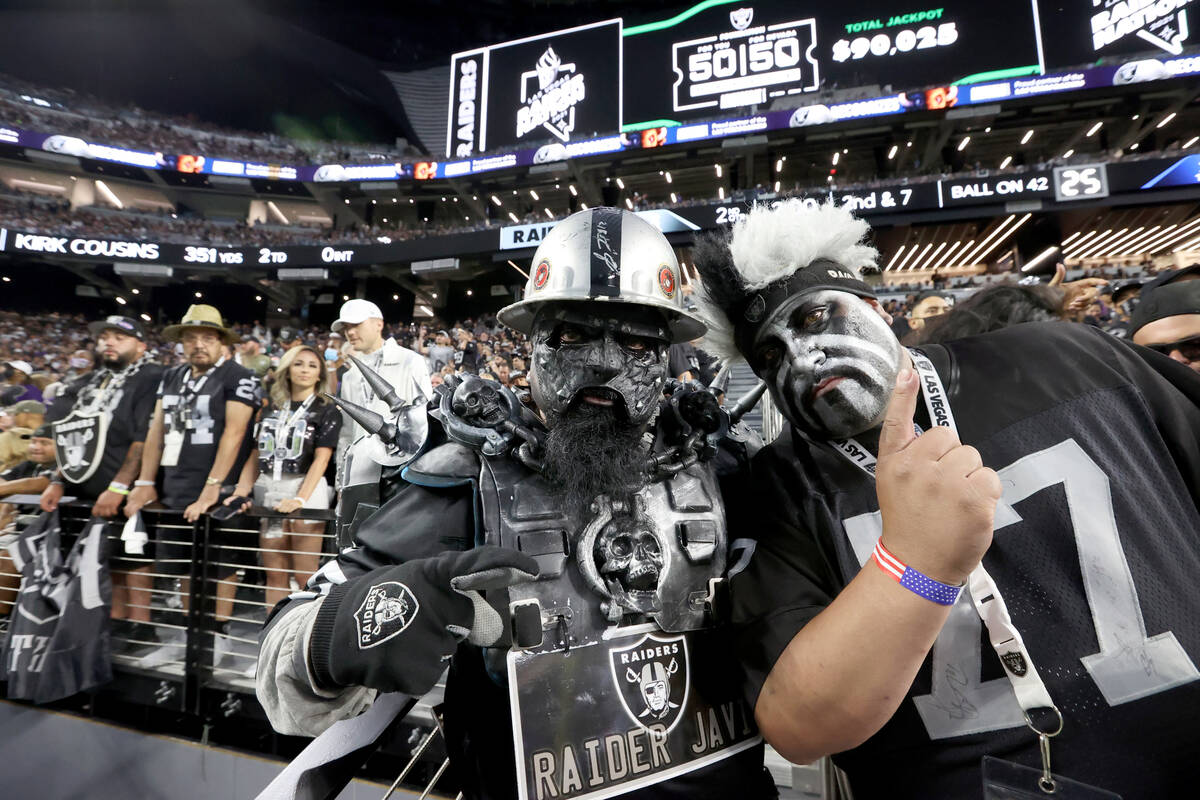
[447,0,1199,157]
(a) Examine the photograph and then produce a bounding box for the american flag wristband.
[871,541,964,606]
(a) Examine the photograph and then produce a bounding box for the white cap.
[6,360,33,375]
[332,299,384,333]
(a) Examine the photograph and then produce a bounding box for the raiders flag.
[52,409,109,485]
[507,625,760,800]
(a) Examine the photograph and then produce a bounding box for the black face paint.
[528,304,670,428]
[750,289,903,440]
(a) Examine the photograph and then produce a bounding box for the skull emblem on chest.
[579,496,669,620]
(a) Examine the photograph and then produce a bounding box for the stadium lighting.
[895,242,922,270]
[1069,228,1117,259]
[371,199,377,205]
[957,136,970,151]
[569,184,577,196]
[909,242,944,272]
[530,189,539,200]
[1129,142,1139,150]
[392,197,397,202]
[715,164,722,177]
[116,296,126,305]
[409,198,414,204]
[1062,149,1074,159]
[1061,231,1081,247]
[616,178,626,189]
[277,307,283,313]
[344,199,349,204]
[581,202,589,209]
[255,295,262,301]
[382,218,388,223]
[194,291,203,299]
[1094,227,1144,257]
[1061,229,1097,256]
[466,290,473,297]
[999,156,1013,169]
[95,180,123,209]
[887,145,898,159]
[1021,246,1060,273]
[453,197,458,203]
[774,181,781,193]
[1132,114,1139,120]
[343,295,350,301]
[1157,112,1176,129]
[1,276,10,283]
[1149,218,1200,253]
[665,171,672,183]
[973,213,1031,264]
[930,240,965,271]
[832,152,839,165]
[1115,225,1163,255]
[1086,122,1103,136]
[1184,136,1200,148]
[140,314,151,322]
[625,198,634,209]
[1021,130,1034,144]
[513,189,518,195]
[960,215,1020,265]
[131,288,140,294]
[885,244,906,270]
[393,294,400,301]
[544,207,554,218]
[1175,234,1200,252]
[906,141,913,147]
[775,159,783,172]
[670,192,678,203]
[843,148,848,153]
[718,186,725,200]
[508,211,519,223]
[490,195,502,206]
[985,127,991,133]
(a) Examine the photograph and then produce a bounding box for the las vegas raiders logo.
[1000,652,1028,677]
[609,632,689,734]
[354,581,419,649]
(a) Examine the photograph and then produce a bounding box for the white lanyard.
[356,348,385,406]
[830,349,1059,721]
[271,394,315,480]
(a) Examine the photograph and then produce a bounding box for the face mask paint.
[324,348,339,362]
[69,357,91,370]
[528,304,670,428]
[750,289,903,440]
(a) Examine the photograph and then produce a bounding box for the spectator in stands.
[0,424,55,535]
[228,345,341,609]
[425,329,456,374]
[39,315,164,641]
[2,359,41,403]
[0,400,45,469]
[454,328,481,373]
[332,299,431,488]
[125,305,260,626]
[1129,281,1200,373]
[904,291,953,334]
[237,337,272,378]
[912,284,1061,344]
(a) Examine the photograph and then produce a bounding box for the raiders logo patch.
[1000,651,1028,677]
[658,265,676,299]
[353,581,419,649]
[609,632,690,734]
[533,259,551,290]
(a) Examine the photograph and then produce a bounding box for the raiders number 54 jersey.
[729,322,1200,798]
[157,359,259,507]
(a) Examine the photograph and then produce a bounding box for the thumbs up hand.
[874,368,1001,587]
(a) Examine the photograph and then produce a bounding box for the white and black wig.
[692,200,881,364]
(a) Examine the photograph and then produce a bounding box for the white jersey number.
[843,438,1199,740]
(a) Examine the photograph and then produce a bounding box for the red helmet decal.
[533,259,551,290]
[658,265,676,299]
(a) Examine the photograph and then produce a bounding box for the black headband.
[731,258,876,356]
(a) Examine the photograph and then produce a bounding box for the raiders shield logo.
[608,632,689,734]
[353,581,419,649]
[53,410,108,485]
[1001,651,1028,677]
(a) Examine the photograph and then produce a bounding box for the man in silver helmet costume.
[256,208,775,800]
[692,200,1200,798]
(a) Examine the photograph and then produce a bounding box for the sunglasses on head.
[1145,336,1200,361]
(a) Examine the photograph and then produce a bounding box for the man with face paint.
[693,200,1200,799]
[256,208,774,800]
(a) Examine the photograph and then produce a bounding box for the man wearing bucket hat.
[256,208,775,799]
[125,305,260,622]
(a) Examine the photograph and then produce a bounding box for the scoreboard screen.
[621,0,1044,128]
[1038,0,1197,71]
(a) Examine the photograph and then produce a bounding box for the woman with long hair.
[229,345,341,608]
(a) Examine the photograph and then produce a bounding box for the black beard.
[541,404,648,521]
[101,355,128,370]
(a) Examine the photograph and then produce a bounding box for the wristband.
[872,540,964,606]
[204,476,222,486]
[134,480,156,488]
[109,481,129,491]
[293,496,308,505]
[107,484,131,496]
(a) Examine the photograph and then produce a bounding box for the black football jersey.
[729,322,1200,798]
[157,359,259,507]
[255,399,341,477]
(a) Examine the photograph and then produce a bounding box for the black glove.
[308,546,539,695]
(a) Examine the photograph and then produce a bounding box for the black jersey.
[729,322,1200,798]
[157,359,259,507]
[1,512,112,703]
[51,362,163,499]
[255,398,341,477]
[1,459,54,482]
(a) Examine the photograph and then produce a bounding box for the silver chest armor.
[478,453,727,656]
